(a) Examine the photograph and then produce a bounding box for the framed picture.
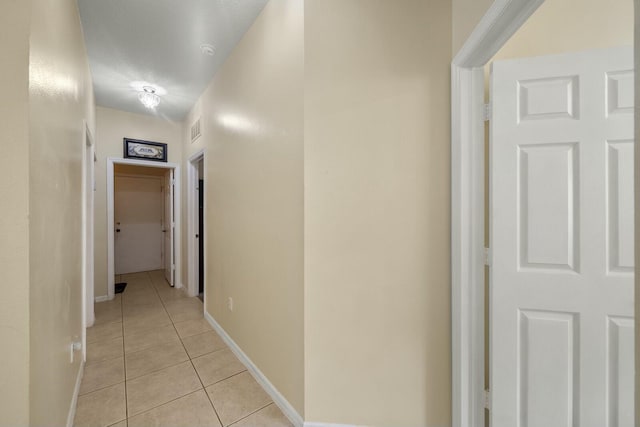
[123,138,167,162]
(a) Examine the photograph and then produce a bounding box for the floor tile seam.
[175,327,214,340]
[93,313,123,320]
[166,308,205,319]
[88,319,124,327]
[122,316,171,325]
[196,359,225,427]
[87,334,124,346]
[78,378,126,398]
[123,338,187,358]
[91,319,124,327]
[121,309,167,318]
[124,386,206,421]
[188,345,228,361]
[106,419,127,427]
[121,322,174,337]
[86,353,125,366]
[199,368,249,390]
[124,357,191,382]
[225,402,275,427]
[127,273,215,422]
[121,290,130,421]
[82,355,125,367]
[164,288,224,427]
[124,336,183,355]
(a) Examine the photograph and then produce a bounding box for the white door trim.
[81,122,95,362]
[187,149,205,299]
[450,1,545,426]
[107,157,181,299]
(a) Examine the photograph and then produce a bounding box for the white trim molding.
[203,311,304,427]
[187,149,206,298]
[450,1,545,426]
[66,361,84,427]
[94,295,110,303]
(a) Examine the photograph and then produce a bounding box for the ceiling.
[77,0,269,121]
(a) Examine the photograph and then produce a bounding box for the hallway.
[74,271,291,427]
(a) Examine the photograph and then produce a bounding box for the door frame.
[81,122,95,360]
[187,149,206,299]
[162,170,175,285]
[450,0,545,425]
[106,157,181,300]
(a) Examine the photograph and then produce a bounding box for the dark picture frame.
[123,138,168,162]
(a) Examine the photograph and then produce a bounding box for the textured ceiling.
[77,0,268,121]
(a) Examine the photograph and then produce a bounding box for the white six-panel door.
[114,175,163,274]
[490,47,634,427]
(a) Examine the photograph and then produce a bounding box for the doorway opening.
[187,149,206,303]
[106,158,181,300]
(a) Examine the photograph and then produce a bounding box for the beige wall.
[181,0,304,415]
[94,107,182,298]
[28,0,96,424]
[452,0,494,54]
[494,0,633,61]
[453,0,633,59]
[0,1,31,425]
[635,1,639,424]
[304,1,452,425]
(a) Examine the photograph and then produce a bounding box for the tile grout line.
[77,378,126,398]
[227,402,276,427]
[153,273,226,427]
[123,271,162,422]
[126,388,207,422]
[120,286,129,424]
[123,271,166,423]
[119,271,258,427]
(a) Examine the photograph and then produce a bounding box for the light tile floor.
[75,270,292,427]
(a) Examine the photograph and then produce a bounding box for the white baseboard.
[66,360,85,427]
[94,295,109,302]
[203,311,304,427]
[304,424,364,427]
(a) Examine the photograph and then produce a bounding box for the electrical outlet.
[228,297,233,311]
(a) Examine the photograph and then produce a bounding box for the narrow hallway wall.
[181,0,304,415]
[304,0,452,425]
[0,1,31,424]
[28,0,96,424]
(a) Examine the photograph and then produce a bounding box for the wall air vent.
[190,118,201,143]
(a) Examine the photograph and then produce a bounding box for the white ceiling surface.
[77,0,268,121]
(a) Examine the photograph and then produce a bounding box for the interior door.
[198,178,204,295]
[490,47,634,427]
[114,175,163,274]
[163,169,174,286]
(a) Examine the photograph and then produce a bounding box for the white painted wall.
[181,0,304,415]
[304,1,452,425]
[95,107,182,298]
[28,0,96,424]
[0,2,31,425]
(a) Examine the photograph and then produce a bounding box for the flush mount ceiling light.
[130,81,167,110]
[200,44,216,56]
[138,86,160,109]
